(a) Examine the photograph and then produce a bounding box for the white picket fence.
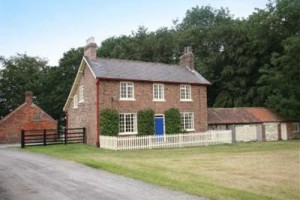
[100,130,232,151]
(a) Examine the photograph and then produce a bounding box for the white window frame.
[180,85,192,101]
[120,82,135,100]
[181,112,195,131]
[119,113,138,135]
[153,83,165,101]
[292,123,300,132]
[73,94,78,109]
[78,85,84,103]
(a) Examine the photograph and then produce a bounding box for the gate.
[21,128,86,148]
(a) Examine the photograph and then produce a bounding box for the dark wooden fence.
[21,128,86,148]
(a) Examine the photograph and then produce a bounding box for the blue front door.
[155,116,164,136]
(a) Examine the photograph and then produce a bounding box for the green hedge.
[165,108,181,134]
[138,108,154,135]
[100,109,119,136]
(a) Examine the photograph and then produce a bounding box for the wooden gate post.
[43,129,47,146]
[83,127,86,144]
[21,130,25,148]
[64,128,67,145]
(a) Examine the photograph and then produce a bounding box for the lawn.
[24,141,300,200]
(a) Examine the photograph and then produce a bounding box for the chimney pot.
[25,91,33,105]
[84,36,98,61]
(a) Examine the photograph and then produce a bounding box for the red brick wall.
[66,64,208,146]
[286,122,300,139]
[67,63,97,145]
[0,104,57,144]
[99,80,208,132]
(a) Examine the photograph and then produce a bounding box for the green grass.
[24,141,300,200]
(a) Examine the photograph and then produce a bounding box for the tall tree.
[255,0,300,118]
[41,47,83,120]
[0,54,47,118]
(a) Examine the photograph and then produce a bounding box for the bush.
[100,109,119,136]
[165,108,181,134]
[138,108,154,135]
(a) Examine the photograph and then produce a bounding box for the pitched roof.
[208,107,287,125]
[0,103,56,124]
[85,57,211,85]
[246,107,285,122]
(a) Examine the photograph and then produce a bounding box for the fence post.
[83,127,86,144]
[21,130,25,148]
[43,129,46,146]
[64,128,67,145]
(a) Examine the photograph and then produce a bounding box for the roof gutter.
[97,77,211,86]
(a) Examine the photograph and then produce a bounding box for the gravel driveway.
[0,147,207,200]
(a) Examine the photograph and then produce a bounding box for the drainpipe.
[96,79,100,147]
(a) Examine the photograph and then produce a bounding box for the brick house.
[0,91,57,144]
[63,37,210,146]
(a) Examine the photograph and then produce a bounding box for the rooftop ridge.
[94,57,183,68]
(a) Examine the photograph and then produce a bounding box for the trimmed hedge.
[138,108,154,135]
[165,108,181,134]
[100,109,119,136]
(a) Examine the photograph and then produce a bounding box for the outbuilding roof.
[85,57,211,85]
[208,107,287,125]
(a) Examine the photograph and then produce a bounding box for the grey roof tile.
[85,57,210,85]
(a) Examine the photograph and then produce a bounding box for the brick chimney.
[84,37,97,61]
[25,91,33,106]
[179,46,194,70]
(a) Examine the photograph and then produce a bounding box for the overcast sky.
[0,0,269,66]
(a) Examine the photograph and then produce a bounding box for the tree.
[0,54,47,118]
[258,36,300,118]
[41,47,83,120]
[255,0,300,118]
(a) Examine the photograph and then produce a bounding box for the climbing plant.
[165,108,181,134]
[138,108,154,135]
[99,109,119,136]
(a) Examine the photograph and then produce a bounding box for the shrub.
[165,108,181,134]
[138,108,154,135]
[100,109,119,136]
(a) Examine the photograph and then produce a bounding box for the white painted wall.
[281,123,287,140]
[264,123,279,141]
[235,125,257,142]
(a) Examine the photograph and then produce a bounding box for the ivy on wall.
[100,109,119,136]
[138,108,154,135]
[165,108,181,134]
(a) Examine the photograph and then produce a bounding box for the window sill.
[180,99,193,102]
[119,98,136,101]
[118,132,138,136]
[183,129,195,132]
[78,100,84,104]
[153,99,166,102]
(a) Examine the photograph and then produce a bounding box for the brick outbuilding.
[0,91,57,144]
[208,107,300,141]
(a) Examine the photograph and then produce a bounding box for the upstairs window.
[153,84,165,101]
[120,82,134,100]
[73,94,78,109]
[181,112,194,131]
[79,85,84,103]
[180,85,192,101]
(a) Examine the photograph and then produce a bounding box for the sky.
[0,0,270,66]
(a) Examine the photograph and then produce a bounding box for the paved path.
[0,148,207,200]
